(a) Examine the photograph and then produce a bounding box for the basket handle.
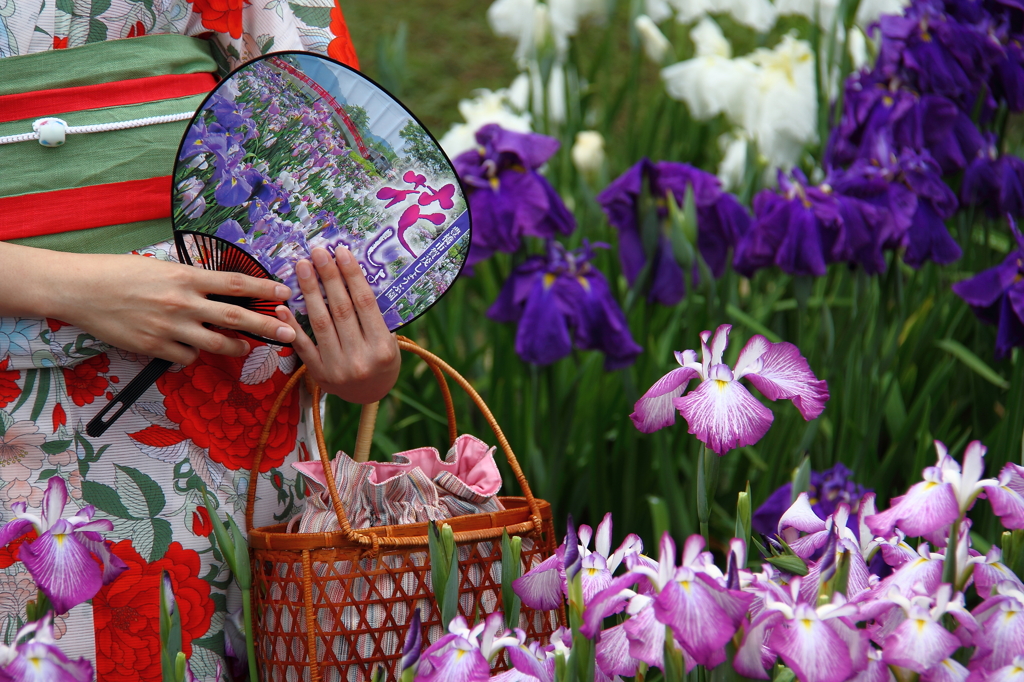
[245,337,544,543]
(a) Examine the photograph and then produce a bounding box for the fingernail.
[336,247,352,265]
[276,326,296,342]
[275,305,289,321]
[296,260,313,279]
[311,248,330,267]
[274,284,291,300]
[241,341,251,355]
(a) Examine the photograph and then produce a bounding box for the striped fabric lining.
[294,435,506,534]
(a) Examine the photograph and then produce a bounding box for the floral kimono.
[0,2,357,680]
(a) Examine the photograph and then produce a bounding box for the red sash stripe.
[0,177,171,239]
[0,73,217,124]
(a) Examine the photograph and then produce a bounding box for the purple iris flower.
[215,219,250,245]
[487,241,642,370]
[0,477,127,615]
[208,93,253,132]
[828,75,979,174]
[826,161,917,274]
[952,219,1024,357]
[874,2,1003,107]
[179,118,229,162]
[630,324,829,454]
[992,39,1024,111]
[734,170,843,278]
[0,614,93,681]
[595,159,751,305]
[751,463,871,537]
[961,138,1024,218]
[453,124,575,267]
[897,149,964,267]
[214,164,262,208]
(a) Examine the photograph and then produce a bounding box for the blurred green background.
[338,0,519,135]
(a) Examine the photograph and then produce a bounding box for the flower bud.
[635,14,671,64]
[571,130,605,176]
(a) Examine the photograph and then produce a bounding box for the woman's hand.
[275,246,400,403]
[3,244,299,365]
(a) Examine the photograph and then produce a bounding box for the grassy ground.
[338,0,519,137]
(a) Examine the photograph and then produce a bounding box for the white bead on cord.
[0,112,195,146]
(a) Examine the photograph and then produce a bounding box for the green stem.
[941,517,961,587]
[697,446,719,545]
[243,588,258,682]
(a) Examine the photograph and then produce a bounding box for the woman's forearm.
[0,241,74,319]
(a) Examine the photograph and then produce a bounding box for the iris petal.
[596,623,640,677]
[743,340,830,420]
[881,615,960,673]
[769,609,855,682]
[19,529,103,615]
[674,379,774,454]
[513,552,565,611]
[865,480,960,538]
[630,367,700,433]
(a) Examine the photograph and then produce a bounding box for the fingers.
[178,327,252,358]
[294,257,343,358]
[199,268,293,303]
[333,247,391,343]
[310,247,362,350]
[196,298,296,343]
[276,305,322,370]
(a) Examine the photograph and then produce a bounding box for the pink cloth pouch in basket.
[292,433,505,532]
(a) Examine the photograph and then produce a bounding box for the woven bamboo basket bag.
[244,337,562,682]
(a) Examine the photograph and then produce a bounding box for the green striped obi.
[0,34,218,254]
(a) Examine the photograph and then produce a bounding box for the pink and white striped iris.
[630,324,829,454]
[417,613,525,682]
[866,441,997,539]
[734,579,869,682]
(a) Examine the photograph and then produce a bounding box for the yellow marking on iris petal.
[883,96,894,107]
[577,276,591,292]
[55,533,66,545]
[923,481,936,489]
[801,619,813,630]
[587,568,599,576]
[489,177,500,190]
[715,380,729,392]
[543,273,557,288]
[915,619,927,633]
[456,650,466,660]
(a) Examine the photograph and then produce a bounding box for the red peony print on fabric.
[62,354,110,407]
[0,530,36,569]
[187,0,249,39]
[156,337,298,472]
[328,5,359,69]
[94,541,213,682]
[0,357,20,409]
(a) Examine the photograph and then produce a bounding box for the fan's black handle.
[85,358,174,437]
